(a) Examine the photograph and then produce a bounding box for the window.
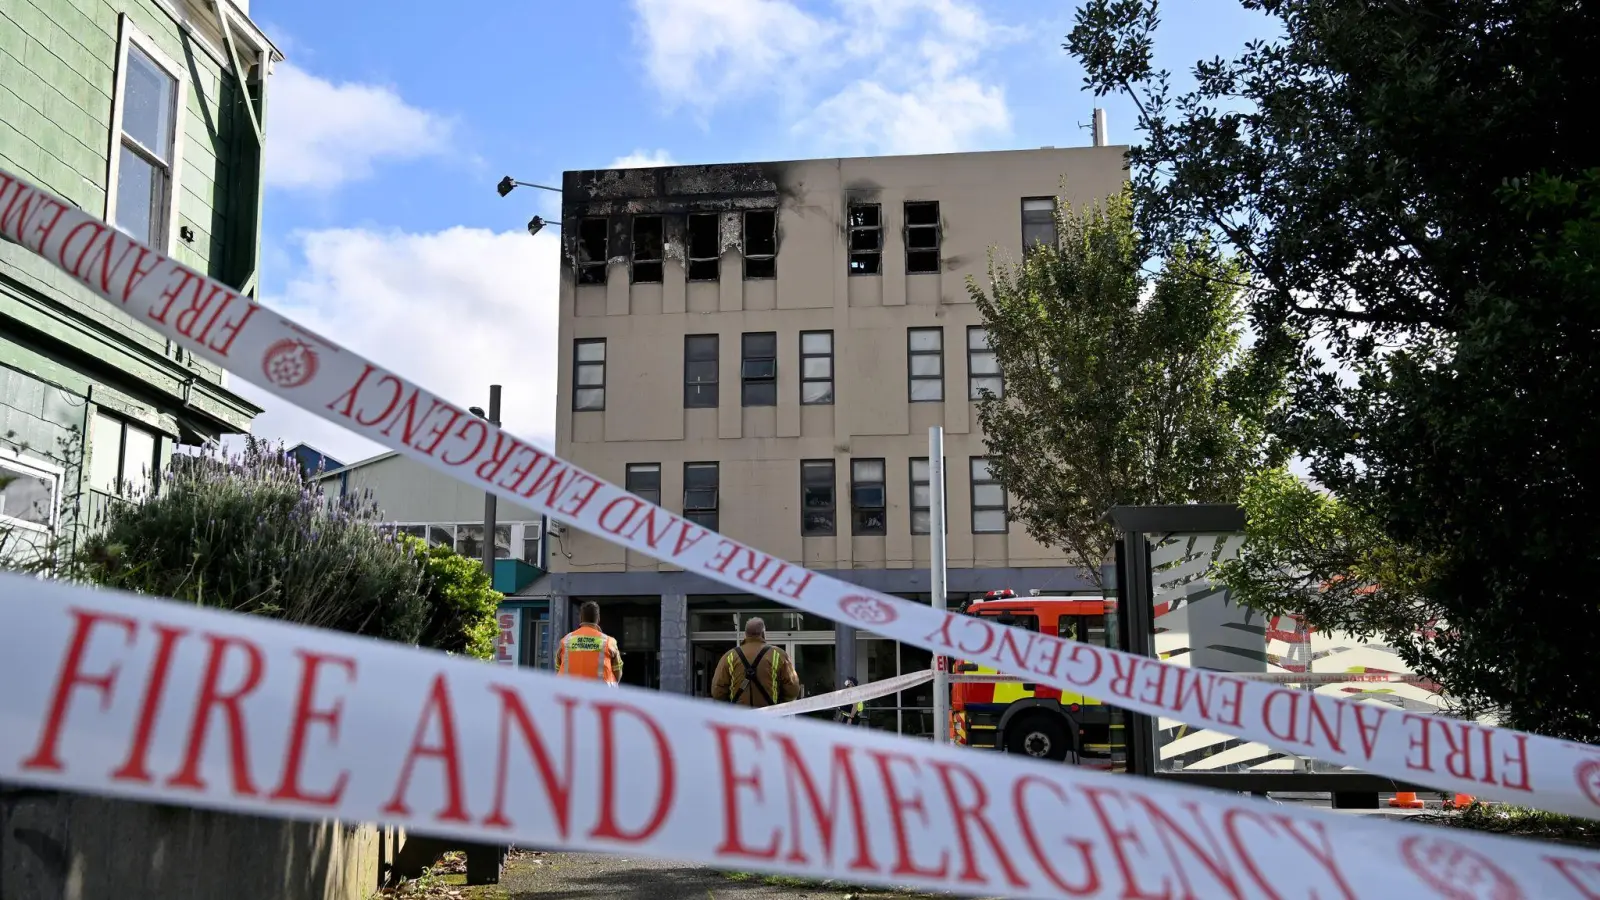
[1062,614,1110,648]
[577,217,608,284]
[968,326,1003,399]
[851,459,887,535]
[800,331,834,404]
[848,203,882,275]
[0,453,59,532]
[909,457,948,535]
[687,212,720,281]
[89,412,159,497]
[684,334,719,408]
[907,327,944,402]
[573,339,606,410]
[110,34,183,250]
[970,457,1007,533]
[631,215,663,283]
[1022,198,1057,253]
[683,463,719,531]
[801,459,836,536]
[904,201,940,274]
[741,332,777,406]
[457,525,512,560]
[626,463,662,505]
[743,209,776,279]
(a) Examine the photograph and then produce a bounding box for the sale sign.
[494,607,521,666]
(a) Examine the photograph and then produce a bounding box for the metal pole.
[481,385,501,580]
[929,426,949,744]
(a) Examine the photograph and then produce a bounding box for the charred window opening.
[905,201,941,274]
[743,209,777,279]
[848,203,881,275]
[577,217,609,285]
[687,213,720,281]
[632,215,663,284]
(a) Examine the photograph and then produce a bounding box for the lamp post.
[930,427,950,744]
[464,387,507,886]
[497,176,562,236]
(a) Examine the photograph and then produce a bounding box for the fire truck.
[947,589,1124,767]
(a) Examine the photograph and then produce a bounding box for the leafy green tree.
[967,187,1290,585]
[404,535,502,659]
[74,439,430,644]
[1068,0,1600,736]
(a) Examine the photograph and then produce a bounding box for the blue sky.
[238,0,1282,465]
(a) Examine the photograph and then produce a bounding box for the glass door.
[788,642,837,721]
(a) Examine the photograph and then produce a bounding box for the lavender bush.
[74,438,429,643]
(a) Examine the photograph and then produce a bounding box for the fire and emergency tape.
[757,671,935,717]
[2,163,1599,822]
[7,573,1600,900]
[952,673,1436,685]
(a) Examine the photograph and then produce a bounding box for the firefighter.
[555,601,623,685]
[833,677,866,726]
[711,617,800,708]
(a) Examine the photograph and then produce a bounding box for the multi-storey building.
[1,0,276,558]
[537,141,1126,734]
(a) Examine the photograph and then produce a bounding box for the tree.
[967,187,1290,585]
[1068,0,1600,736]
[405,535,503,660]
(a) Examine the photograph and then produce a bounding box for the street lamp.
[497,176,562,237]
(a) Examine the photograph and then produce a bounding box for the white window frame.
[0,447,64,535]
[381,521,543,564]
[105,15,188,255]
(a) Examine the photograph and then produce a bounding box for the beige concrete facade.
[551,145,1127,578]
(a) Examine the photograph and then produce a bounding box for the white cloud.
[607,149,679,168]
[631,0,1016,155]
[264,63,454,192]
[229,226,559,466]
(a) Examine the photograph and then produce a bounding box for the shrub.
[73,439,429,643]
[404,535,502,659]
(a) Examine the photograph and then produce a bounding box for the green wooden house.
[0,0,278,555]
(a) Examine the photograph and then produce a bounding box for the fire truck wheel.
[1004,713,1072,761]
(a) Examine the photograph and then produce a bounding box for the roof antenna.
[1078,108,1109,147]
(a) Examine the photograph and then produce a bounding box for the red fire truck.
[947,589,1124,767]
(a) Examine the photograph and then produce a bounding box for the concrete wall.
[550,147,1127,577]
[1,787,400,900]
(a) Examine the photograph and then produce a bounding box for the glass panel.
[576,341,606,362]
[801,332,832,354]
[456,525,482,558]
[792,644,837,709]
[910,355,942,377]
[398,524,426,538]
[89,414,122,494]
[971,458,993,481]
[1023,222,1056,248]
[801,382,833,404]
[686,360,718,383]
[692,611,737,633]
[114,146,160,246]
[742,358,776,380]
[852,459,885,482]
[686,335,718,360]
[743,332,777,356]
[969,353,1000,375]
[802,357,831,379]
[742,381,777,406]
[909,379,943,402]
[911,459,930,482]
[627,464,661,493]
[0,463,54,526]
[968,327,991,350]
[1022,198,1054,214]
[574,388,604,409]
[908,329,942,352]
[803,484,834,508]
[123,47,175,158]
[428,525,453,546]
[971,375,1004,398]
[973,483,1005,508]
[684,487,718,509]
[803,511,835,535]
[973,509,1007,532]
[852,484,886,508]
[121,424,156,495]
[685,464,718,489]
[911,510,932,534]
[576,363,605,386]
[912,484,931,508]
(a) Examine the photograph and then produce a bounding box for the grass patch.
[1414,803,1600,848]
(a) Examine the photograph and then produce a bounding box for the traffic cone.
[1447,793,1476,809]
[1388,791,1425,809]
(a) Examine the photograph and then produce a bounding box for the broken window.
[848,203,881,275]
[1022,198,1056,254]
[743,209,777,279]
[687,212,720,281]
[631,215,663,284]
[577,217,609,285]
[905,201,940,274]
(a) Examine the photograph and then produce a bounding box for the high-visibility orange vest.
[556,624,620,683]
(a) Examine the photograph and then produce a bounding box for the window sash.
[968,326,1004,399]
[970,457,1007,533]
[800,330,834,405]
[626,464,662,506]
[848,202,882,275]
